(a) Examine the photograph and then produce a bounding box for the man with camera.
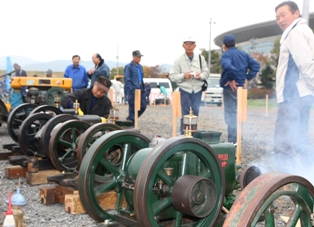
[169,36,209,134]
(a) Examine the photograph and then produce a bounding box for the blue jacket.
[64,64,88,91]
[88,60,110,87]
[15,69,27,96]
[124,61,145,95]
[220,47,260,88]
[145,84,151,96]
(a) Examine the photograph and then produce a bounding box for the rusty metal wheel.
[7,103,37,142]
[133,137,225,227]
[78,130,150,222]
[48,119,90,172]
[30,104,62,116]
[39,114,78,157]
[223,172,314,227]
[18,113,52,156]
[76,122,122,166]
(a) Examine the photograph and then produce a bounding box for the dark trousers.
[127,90,147,123]
[223,88,237,143]
[179,88,202,134]
[274,95,314,158]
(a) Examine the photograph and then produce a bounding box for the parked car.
[201,74,223,106]
[143,78,173,104]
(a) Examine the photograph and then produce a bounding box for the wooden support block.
[47,172,78,185]
[26,169,61,185]
[54,185,76,204]
[0,151,14,160]
[5,165,27,179]
[40,185,57,204]
[12,146,22,154]
[8,155,28,165]
[64,190,128,215]
[3,143,18,150]
[64,191,86,214]
[40,185,76,205]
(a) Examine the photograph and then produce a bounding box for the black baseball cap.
[132,50,143,57]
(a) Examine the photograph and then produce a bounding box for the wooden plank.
[97,190,128,211]
[12,146,22,154]
[54,185,76,204]
[236,87,243,164]
[64,191,86,214]
[64,190,128,215]
[8,155,28,165]
[26,169,61,185]
[2,143,18,150]
[5,165,27,179]
[40,185,76,205]
[40,185,56,204]
[0,151,15,160]
[47,172,78,185]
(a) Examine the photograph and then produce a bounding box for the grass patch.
[247,99,278,108]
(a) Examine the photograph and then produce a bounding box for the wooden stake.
[236,87,243,164]
[134,89,141,129]
[266,94,269,117]
[242,89,247,121]
[172,91,181,137]
[109,88,114,106]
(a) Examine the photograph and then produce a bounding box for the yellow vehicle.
[0,75,72,126]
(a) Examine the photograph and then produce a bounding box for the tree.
[201,49,222,74]
[258,62,275,89]
[109,67,124,79]
[270,37,280,68]
[210,51,222,73]
[143,65,151,78]
[142,65,164,78]
[148,65,163,78]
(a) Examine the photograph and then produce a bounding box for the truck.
[201,73,223,106]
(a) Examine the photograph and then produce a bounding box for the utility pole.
[208,18,215,72]
[116,46,119,76]
[303,0,310,25]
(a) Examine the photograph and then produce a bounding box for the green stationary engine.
[78,130,243,226]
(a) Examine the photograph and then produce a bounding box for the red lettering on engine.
[218,154,229,168]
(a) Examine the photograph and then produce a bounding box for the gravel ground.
[0,103,313,227]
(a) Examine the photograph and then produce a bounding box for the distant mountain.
[0,55,43,69]
[0,55,172,73]
[23,60,126,72]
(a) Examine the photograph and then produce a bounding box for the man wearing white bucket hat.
[169,36,209,134]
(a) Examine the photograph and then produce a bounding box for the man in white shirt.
[274,1,314,170]
[112,78,123,104]
[169,36,209,134]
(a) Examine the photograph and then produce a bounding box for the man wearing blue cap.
[124,50,147,125]
[220,34,260,144]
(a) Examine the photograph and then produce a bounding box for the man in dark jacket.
[61,76,112,118]
[124,50,147,124]
[13,63,27,101]
[220,34,260,143]
[87,53,110,87]
[145,82,151,105]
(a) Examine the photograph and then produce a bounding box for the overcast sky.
[0,0,312,67]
